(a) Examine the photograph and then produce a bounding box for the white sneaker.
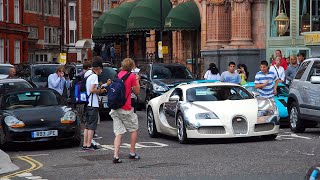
[91,139,100,146]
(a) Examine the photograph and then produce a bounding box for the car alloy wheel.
[290,106,298,129]
[147,107,158,138]
[289,102,305,133]
[177,113,188,144]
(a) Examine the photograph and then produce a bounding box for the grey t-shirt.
[220,71,241,84]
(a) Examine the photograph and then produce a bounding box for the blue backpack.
[72,74,92,104]
[107,72,131,109]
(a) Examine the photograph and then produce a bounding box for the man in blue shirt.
[48,65,70,96]
[254,60,278,98]
[220,62,241,84]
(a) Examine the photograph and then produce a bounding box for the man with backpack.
[108,58,140,164]
[82,57,107,150]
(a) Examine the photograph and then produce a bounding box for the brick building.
[0,0,29,64]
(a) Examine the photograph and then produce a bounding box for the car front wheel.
[289,102,306,133]
[177,113,188,144]
[147,107,158,138]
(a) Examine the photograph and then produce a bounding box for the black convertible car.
[0,88,81,148]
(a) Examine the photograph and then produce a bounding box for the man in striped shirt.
[254,61,279,98]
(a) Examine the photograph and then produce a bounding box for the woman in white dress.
[204,63,220,80]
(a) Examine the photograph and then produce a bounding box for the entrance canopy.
[164,1,200,31]
[75,39,92,49]
[127,0,172,31]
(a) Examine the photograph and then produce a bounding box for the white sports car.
[146,83,280,143]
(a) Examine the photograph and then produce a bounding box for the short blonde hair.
[56,65,65,73]
[121,58,135,72]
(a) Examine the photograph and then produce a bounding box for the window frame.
[14,0,19,24]
[0,39,4,63]
[295,61,311,79]
[0,0,3,21]
[307,61,320,81]
[14,40,20,64]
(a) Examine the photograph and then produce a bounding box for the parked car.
[147,82,280,144]
[97,64,118,120]
[0,64,14,76]
[0,78,34,94]
[0,88,81,148]
[138,63,194,106]
[242,82,289,119]
[287,58,320,133]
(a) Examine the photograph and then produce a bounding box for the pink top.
[118,70,137,111]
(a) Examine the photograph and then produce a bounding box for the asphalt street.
[1,110,320,180]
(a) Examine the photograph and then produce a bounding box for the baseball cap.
[92,59,103,69]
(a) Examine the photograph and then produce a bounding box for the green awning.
[127,0,172,31]
[164,1,200,30]
[102,1,137,36]
[92,12,109,38]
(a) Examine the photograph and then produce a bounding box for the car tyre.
[288,102,306,133]
[262,134,277,141]
[177,112,188,144]
[147,107,158,138]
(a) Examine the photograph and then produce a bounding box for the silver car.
[287,58,320,133]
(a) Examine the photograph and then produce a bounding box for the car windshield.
[0,66,13,75]
[152,65,193,79]
[2,91,64,110]
[245,85,289,97]
[186,86,253,102]
[31,65,59,82]
[98,67,117,83]
[0,81,33,91]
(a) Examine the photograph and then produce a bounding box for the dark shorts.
[85,107,99,130]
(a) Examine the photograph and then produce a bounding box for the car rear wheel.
[177,113,188,144]
[147,107,158,138]
[289,102,306,133]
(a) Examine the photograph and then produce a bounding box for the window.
[270,0,291,37]
[69,4,75,21]
[300,0,320,33]
[307,61,320,81]
[69,30,76,44]
[6,39,9,63]
[6,0,8,22]
[295,61,310,79]
[25,0,42,13]
[44,0,60,16]
[0,0,3,21]
[14,0,19,24]
[0,39,4,63]
[44,27,60,44]
[28,27,39,39]
[14,40,20,64]
[93,0,101,11]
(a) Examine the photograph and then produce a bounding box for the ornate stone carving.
[230,0,253,10]
[207,0,229,13]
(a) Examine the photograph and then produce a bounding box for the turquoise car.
[242,82,289,119]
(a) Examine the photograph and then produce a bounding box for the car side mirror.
[169,95,180,101]
[310,76,320,84]
[252,91,259,98]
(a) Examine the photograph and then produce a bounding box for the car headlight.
[152,83,169,92]
[61,111,76,124]
[195,112,219,119]
[257,99,277,117]
[4,116,25,128]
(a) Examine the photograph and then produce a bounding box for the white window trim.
[0,0,3,21]
[0,39,4,63]
[44,26,60,45]
[44,0,60,17]
[69,29,76,44]
[24,0,42,14]
[14,40,21,64]
[6,39,9,63]
[69,2,76,21]
[14,0,20,24]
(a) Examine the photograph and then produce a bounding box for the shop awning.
[92,12,108,38]
[164,1,200,31]
[127,0,172,31]
[102,1,137,36]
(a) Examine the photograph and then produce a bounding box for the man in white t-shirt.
[82,57,107,150]
[269,56,285,83]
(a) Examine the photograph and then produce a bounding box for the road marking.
[100,141,169,151]
[0,156,43,179]
[290,133,312,140]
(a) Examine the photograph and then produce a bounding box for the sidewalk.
[0,150,19,175]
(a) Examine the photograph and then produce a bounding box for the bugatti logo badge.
[40,119,44,122]
[236,118,242,122]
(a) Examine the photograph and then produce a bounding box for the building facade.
[0,0,28,64]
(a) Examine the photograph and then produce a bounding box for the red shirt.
[271,57,288,70]
[118,70,137,111]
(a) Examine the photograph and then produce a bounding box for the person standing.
[204,63,220,80]
[285,55,299,87]
[297,52,306,64]
[110,58,140,164]
[220,62,241,84]
[7,67,17,78]
[254,61,278,99]
[269,57,285,83]
[48,65,70,96]
[271,50,288,70]
[82,58,107,150]
[237,64,249,85]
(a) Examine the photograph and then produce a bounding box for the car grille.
[278,99,287,107]
[232,116,248,135]
[197,126,226,134]
[254,123,275,132]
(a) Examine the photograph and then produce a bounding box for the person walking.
[48,65,70,96]
[269,57,285,83]
[204,63,220,80]
[220,62,241,84]
[82,58,107,150]
[254,60,279,99]
[285,55,299,87]
[110,58,140,164]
